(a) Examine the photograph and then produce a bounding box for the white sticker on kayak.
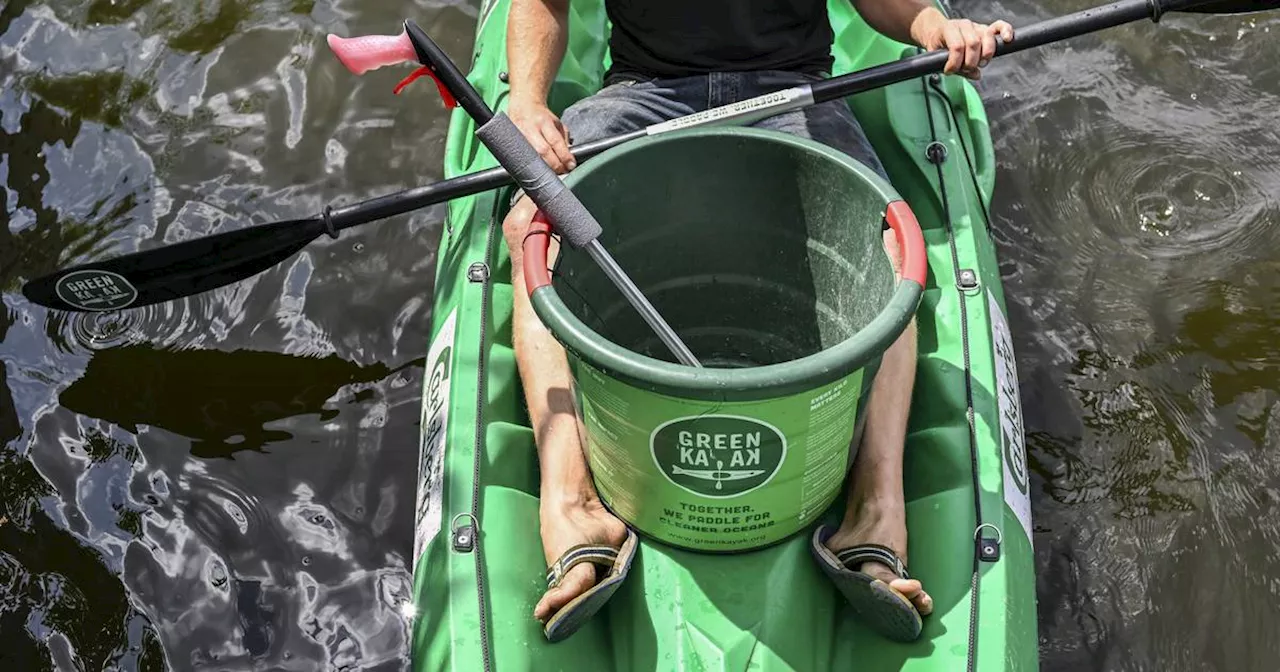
[645,87,814,135]
[413,308,458,568]
[989,290,1033,548]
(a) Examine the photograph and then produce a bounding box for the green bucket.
[522,126,926,553]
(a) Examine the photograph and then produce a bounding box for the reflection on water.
[1,0,1278,669]
[0,0,474,668]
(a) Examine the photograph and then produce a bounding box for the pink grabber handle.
[326,32,416,75]
[326,31,457,106]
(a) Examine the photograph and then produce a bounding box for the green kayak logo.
[651,415,786,498]
[55,269,137,312]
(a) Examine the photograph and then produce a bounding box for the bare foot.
[824,502,933,616]
[534,498,629,623]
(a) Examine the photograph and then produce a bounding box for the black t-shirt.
[604,0,835,79]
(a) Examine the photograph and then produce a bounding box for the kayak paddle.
[20,0,1277,314]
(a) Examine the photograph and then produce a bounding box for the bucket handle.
[523,210,555,295]
[885,201,927,287]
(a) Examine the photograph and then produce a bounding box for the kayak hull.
[410,1,1039,670]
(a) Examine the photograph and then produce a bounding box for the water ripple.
[993,4,1280,668]
[3,1,439,669]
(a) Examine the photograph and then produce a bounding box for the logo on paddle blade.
[54,270,138,312]
[651,415,786,498]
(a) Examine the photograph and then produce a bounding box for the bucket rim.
[524,126,926,400]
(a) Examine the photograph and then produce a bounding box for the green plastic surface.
[410,0,1040,669]
[537,127,916,552]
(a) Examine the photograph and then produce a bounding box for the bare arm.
[507,0,570,106]
[506,0,576,171]
[851,0,1014,79]
[851,0,947,46]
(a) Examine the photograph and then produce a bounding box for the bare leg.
[823,230,933,616]
[502,196,628,623]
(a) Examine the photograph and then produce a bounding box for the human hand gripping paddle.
[20,0,1276,316]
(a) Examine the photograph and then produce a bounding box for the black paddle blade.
[1167,0,1280,14]
[22,217,328,312]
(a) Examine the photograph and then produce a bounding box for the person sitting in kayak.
[500,0,1013,643]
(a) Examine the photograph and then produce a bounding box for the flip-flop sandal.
[542,527,639,643]
[810,525,924,642]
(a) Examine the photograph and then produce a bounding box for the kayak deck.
[410,1,1038,670]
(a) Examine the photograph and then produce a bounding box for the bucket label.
[578,363,864,552]
[651,415,786,498]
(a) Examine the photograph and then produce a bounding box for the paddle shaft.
[327,0,1206,234]
[23,0,1274,314]
[324,130,638,230]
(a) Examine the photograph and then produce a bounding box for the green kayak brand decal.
[989,290,1033,548]
[55,269,138,312]
[577,363,864,552]
[651,415,785,498]
[413,308,458,567]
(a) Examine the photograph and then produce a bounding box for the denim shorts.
[559,70,889,180]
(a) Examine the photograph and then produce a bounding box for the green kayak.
[409,0,1038,669]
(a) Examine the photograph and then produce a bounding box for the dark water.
[0,0,478,669]
[1,0,1277,670]
[980,1,1280,670]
